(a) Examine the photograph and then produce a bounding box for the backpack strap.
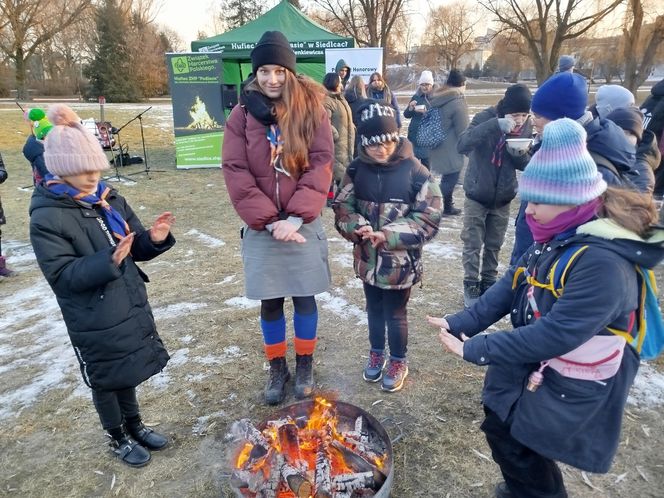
[525,245,589,298]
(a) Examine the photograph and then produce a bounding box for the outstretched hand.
[150,212,176,243]
[426,315,468,358]
[112,232,135,267]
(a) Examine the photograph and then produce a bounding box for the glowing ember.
[230,397,389,498]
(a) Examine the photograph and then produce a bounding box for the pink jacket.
[222,105,334,231]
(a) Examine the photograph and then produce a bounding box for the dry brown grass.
[0,98,663,498]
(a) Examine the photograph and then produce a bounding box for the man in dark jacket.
[457,84,533,307]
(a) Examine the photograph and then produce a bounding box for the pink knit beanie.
[44,104,109,176]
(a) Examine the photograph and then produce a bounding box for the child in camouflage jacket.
[333,102,442,392]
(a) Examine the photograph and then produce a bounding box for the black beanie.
[446,69,466,87]
[322,72,341,92]
[497,84,532,116]
[251,31,297,75]
[606,106,644,141]
[357,102,399,147]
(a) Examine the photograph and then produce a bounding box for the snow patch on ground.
[185,229,225,248]
[192,410,227,435]
[424,241,460,259]
[225,296,260,309]
[628,362,664,408]
[317,291,367,326]
[153,302,208,319]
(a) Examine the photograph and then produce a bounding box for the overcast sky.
[155,0,443,48]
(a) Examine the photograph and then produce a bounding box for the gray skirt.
[242,217,331,300]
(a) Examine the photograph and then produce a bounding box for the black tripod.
[126,106,164,178]
[104,121,134,183]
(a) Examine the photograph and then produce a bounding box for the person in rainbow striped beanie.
[428,117,663,498]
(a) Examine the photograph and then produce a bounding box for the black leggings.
[92,387,140,430]
[260,296,316,321]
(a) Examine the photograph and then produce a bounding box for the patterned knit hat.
[25,108,53,140]
[519,118,607,205]
[250,31,297,75]
[44,104,110,176]
[357,102,399,147]
[531,72,588,120]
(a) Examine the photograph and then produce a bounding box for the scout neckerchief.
[45,174,129,241]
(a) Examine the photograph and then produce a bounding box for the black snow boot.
[107,429,151,468]
[265,356,290,405]
[125,415,169,451]
[294,354,314,399]
[443,196,461,216]
[463,279,481,308]
[480,279,496,296]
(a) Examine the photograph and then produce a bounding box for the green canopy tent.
[191,0,354,95]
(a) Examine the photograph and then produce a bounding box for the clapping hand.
[112,232,135,267]
[149,212,176,243]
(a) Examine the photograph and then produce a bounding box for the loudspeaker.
[222,84,238,110]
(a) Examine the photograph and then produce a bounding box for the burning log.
[330,440,386,488]
[314,437,333,498]
[280,460,313,497]
[230,468,267,493]
[336,434,383,468]
[278,423,302,463]
[257,452,283,498]
[332,471,375,493]
[233,419,271,452]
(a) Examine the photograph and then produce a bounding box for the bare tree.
[426,0,480,69]
[0,0,93,99]
[622,0,664,93]
[310,0,408,49]
[478,0,623,84]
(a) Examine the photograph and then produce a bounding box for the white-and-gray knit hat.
[357,102,399,147]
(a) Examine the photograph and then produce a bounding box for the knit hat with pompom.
[25,108,53,140]
[44,104,109,176]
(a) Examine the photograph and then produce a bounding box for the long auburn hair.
[248,71,325,177]
[599,187,658,238]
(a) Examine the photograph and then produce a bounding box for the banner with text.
[166,52,224,169]
[324,48,384,84]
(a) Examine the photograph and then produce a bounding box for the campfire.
[230,397,391,498]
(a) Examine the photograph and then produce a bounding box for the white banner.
[325,48,384,84]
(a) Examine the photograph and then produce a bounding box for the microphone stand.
[126,107,164,178]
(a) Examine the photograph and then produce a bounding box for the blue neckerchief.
[45,174,129,240]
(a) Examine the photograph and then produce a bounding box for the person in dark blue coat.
[367,72,401,129]
[22,108,52,186]
[29,104,176,468]
[428,118,663,498]
[510,72,641,265]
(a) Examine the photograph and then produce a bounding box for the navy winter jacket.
[22,135,49,186]
[447,221,664,473]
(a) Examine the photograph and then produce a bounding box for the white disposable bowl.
[505,138,533,156]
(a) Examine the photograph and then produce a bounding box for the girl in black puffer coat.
[29,105,176,468]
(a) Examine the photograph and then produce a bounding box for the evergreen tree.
[463,63,473,78]
[472,62,481,79]
[84,0,142,102]
[220,0,264,30]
